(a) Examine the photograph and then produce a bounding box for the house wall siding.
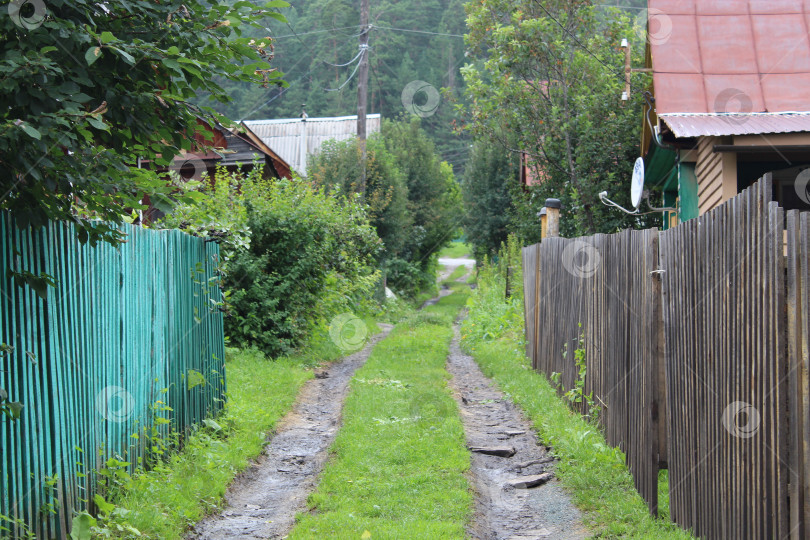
[696,136,725,214]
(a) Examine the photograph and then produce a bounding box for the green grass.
[108,332,356,539]
[460,321,693,539]
[289,291,472,540]
[438,241,472,259]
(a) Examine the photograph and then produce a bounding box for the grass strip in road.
[438,241,472,259]
[109,345,322,538]
[289,291,472,540]
[460,321,693,539]
[443,263,470,283]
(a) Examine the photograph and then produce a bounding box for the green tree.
[463,0,656,237]
[309,119,463,297]
[308,135,410,260]
[0,0,287,246]
[461,140,518,260]
[383,117,462,267]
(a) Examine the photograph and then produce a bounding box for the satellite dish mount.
[599,157,675,215]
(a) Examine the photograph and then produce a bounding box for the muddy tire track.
[189,324,393,540]
[446,322,589,540]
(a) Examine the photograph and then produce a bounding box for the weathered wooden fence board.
[522,175,810,537]
[0,216,226,538]
[660,176,790,539]
[529,228,662,514]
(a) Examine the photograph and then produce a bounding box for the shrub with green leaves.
[161,169,381,357]
[308,119,463,299]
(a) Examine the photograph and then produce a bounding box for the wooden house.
[640,0,810,227]
[167,119,292,182]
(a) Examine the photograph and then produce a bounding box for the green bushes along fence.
[0,215,226,538]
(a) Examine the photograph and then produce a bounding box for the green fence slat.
[0,214,226,538]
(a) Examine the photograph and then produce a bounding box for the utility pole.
[356,0,370,192]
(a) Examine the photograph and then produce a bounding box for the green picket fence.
[0,214,226,539]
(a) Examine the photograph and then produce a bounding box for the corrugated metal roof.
[649,0,810,115]
[659,112,810,138]
[244,114,382,175]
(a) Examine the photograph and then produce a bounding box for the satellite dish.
[630,157,645,209]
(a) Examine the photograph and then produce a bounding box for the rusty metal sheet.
[650,0,810,115]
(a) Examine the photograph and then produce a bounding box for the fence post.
[545,198,561,237]
[539,207,548,239]
[506,265,513,299]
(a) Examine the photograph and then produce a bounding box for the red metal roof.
[659,112,810,137]
[649,0,810,115]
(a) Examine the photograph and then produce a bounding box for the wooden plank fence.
[0,215,226,539]
[522,175,810,538]
[526,228,664,514]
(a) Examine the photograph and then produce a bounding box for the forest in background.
[203,0,469,170]
[201,0,648,174]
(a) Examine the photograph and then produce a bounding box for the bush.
[308,119,463,299]
[160,168,382,357]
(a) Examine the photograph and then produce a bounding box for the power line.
[238,59,318,121]
[270,25,364,40]
[324,48,364,68]
[373,25,464,38]
[327,47,366,92]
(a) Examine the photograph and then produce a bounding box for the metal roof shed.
[244,114,382,177]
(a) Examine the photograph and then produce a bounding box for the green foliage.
[560,327,600,422]
[308,119,463,299]
[461,140,519,260]
[229,183,380,356]
[0,345,22,422]
[383,117,463,265]
[0,0,287,246]
[162,169,381,357]
[0,513,35,539]
[308,134,410,260]
[463,1,659,237]
[158,167,254,269]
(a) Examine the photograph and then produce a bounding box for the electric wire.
[373,25,464,38]
[326,47,366,92]
[269,25,364,40]
[324,48,365,68]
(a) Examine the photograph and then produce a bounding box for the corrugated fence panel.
[0,215,225,538]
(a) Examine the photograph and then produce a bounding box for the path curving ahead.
[188,325,392,540]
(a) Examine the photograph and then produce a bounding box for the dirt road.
[189,325,392,539]
[190,258,587,539]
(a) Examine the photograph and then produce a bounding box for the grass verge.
[106,327,360,539]
[289,291,472,539]
[461,272,692,538]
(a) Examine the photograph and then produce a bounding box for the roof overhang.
[659,112,810,139]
